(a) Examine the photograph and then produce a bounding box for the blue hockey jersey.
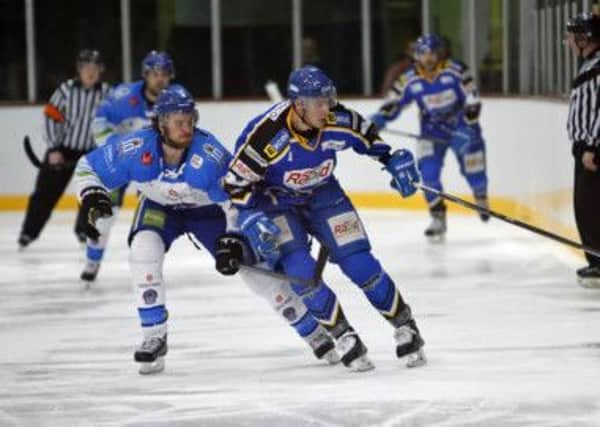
[92,80,156,145]
[372,59,482,139]
[224,101,391,207]
[76,127,232,209]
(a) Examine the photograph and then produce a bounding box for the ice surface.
[1,210,599,426]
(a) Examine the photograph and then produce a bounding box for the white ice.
[1,209,600,427]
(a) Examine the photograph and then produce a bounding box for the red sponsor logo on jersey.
[129,96,140,107]
[283,159,334,189]
[333,219,361,237]
[142,151,153,165]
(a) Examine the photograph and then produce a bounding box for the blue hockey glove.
[385,149,420,198]
[238,210,281,265]
[369,113,388,131]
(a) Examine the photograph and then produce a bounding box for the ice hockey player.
[74,85,339,374]
[80,51,175,283]
[371,33,489,242]
[222,66,426,372]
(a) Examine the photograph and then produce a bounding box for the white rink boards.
[1,209,600,427]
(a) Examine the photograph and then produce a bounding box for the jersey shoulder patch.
[326,104,354,128]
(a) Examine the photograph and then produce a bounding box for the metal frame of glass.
[19,0,597,101]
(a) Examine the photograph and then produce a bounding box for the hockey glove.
[385,149,420,198]
[238,210,281,266]
[80,186,113,241]
[215,233,251,275]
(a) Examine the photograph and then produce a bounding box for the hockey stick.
[381,128,448,145]
[238,245,329,287]
[187,231,329,287]
[23,136,43,168]
[413,182,600,259]
[23,135,77,169]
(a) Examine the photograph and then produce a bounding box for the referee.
[565,13,600,287]
[18,49,110,249]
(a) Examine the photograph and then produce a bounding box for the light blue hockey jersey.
[92,80,155,145]
[76,127,232,209]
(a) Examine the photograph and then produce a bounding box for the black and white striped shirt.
[44,79,110,152]
[567,49,600,150]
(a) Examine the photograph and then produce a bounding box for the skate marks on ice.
[1,212,600,426]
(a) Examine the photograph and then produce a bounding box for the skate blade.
[578,277,600,289]
[347,355,375,372]
[322,348,342,365]
[426,234,445,244]
[138,357,165,375]
[403,349,427,368]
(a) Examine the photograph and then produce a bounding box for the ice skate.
[336,329,374,372]
[424,211,446,243]
[134,334,167,375]
[394,319,426,368]
[17,234,33,251]
[309,330,341,365]
[577,266,600,288]
[475,196,490,222]
[80,260,100,286]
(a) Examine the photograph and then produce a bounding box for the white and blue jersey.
[76,126,234,251]
[92,80,156,146]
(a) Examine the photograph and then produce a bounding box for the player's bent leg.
[280,249,373,371]
[239,268,340,364]
[454,132,489,222]
[81,187,126,283]
[338,251,426,368]
[418,153,447,241]
[81,207,119,284]
[129,230,168,374]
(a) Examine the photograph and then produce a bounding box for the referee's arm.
[43,83,68,149]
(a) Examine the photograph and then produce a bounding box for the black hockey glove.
[215,233,249,276]
[80,186,113,241]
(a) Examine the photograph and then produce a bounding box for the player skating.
[371,34,489,242]
[75,85,340,374]
[81,51,175,283]
[223,66,426,372]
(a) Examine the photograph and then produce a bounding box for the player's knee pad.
[338,251,381,284]
[280,249,317,293]
[339,251,399,313]
[239,268,309,322]
[129,231,167,330]
[239,268,317,337]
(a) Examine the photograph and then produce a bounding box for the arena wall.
[0,98,576,239]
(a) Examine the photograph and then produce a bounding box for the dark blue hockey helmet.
[154,84,195,118]
[287,66,337,105]
[142,50,175,77]
[414,34,443,56]
[566,12,600,40]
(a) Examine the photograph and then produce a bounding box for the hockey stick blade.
[413,182,600,259]
[23,136,42,168]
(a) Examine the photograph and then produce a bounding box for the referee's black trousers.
[574,155,600,267]
[20,148,87,240]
